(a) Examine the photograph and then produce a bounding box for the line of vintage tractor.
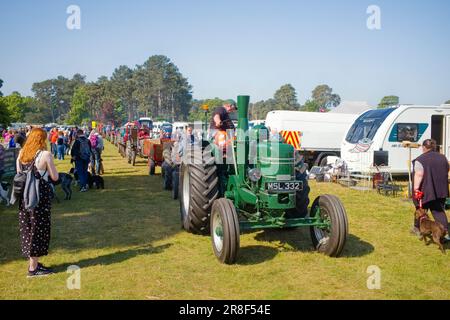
[106,96,349,264]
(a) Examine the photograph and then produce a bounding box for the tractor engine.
[224,97,307,216]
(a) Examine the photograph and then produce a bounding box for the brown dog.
[415,208,446,254]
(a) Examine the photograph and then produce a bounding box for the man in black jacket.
[71,129,92,192]
[412,139,450,242]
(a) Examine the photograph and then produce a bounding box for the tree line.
[1,60,450,128]
[0,55,192,127]
[188,84,342,122]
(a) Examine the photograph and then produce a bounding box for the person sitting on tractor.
[209,99,237,139]
[209,101,237,196]
[138,125,150,140]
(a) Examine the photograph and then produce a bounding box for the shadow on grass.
[52,244,172,273]
[0,173,181,265]
[236,246,279,265]
[341,234,375,258]
[253,229,374,258]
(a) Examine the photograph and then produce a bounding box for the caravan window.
[345,108,396,144]
[397,123,419,142]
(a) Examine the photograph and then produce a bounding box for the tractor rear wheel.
[179,145,219,234]
[309,195,348,257]
[210,198,240,264]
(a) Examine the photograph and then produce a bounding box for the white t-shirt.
[414,160,424,172]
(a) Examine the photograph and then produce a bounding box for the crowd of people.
[0,125,106,277]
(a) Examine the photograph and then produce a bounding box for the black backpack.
[10,151,40,204]
[79,138,91,161]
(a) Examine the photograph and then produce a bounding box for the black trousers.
[414,198,448,232]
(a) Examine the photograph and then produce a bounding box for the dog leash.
[414,190,424,209]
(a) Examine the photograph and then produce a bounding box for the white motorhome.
[265,111,359,166]
[172,121,190,133]
[341,104,450,174]
[152,121,164,134]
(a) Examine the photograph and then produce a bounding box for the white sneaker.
[444,235,450,243]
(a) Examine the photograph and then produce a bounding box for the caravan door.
[446,116,450,159]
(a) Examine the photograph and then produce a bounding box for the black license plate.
[266,181,303,193]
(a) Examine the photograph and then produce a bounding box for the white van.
[265,111,358,166]
[249,120,265,128]
[341,104,450,174]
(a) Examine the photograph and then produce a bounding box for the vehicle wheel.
[179,144,219,234]
[285,176,310,219]
[319,156,328,167]
[172,168,179,200]
[309,195,348,257]
[149,159,156,175]
[210,198,240,264]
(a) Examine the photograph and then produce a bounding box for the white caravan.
[341,104,450,174]
[265,111,359,166]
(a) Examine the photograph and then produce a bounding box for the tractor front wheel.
[210,198,240,264]
[309,194,348,257]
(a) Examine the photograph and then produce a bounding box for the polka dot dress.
[18,171,52,258]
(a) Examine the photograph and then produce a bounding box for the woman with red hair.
[16,128,59,277]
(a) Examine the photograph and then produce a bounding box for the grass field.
[0,142,449,300]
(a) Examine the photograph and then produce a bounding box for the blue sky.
[0,0,449,106]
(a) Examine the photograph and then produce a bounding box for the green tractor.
[179,96,348,264]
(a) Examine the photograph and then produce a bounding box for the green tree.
[445,100,450,104]
[250,99,277,120]
[378,95,399,109]
[274,84,300,111]
[0,78,3,97]
[67,87,90,125]
[32,74,86,123]
[188,98,226,122]
[110,66,136,121]
[302,99,321,112]
[311,84,341,111]
[23,99,52,124]
[0,99,11,127]
[133,55,192,121]
[1,92,28,122]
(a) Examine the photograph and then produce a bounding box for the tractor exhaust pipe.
[236,96,250,180]
[237,95,250,133]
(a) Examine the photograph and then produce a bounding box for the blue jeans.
[75,159,90,189]
[51,143,57,158]
[57,145,65,160]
